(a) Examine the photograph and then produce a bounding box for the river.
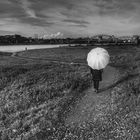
[0,44,71,52]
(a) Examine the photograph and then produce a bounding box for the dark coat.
[90,68,103,81]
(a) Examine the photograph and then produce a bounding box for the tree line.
[0,34,139,45]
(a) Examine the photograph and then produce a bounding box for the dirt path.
[65,66,119,125]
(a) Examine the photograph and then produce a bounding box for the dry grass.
[0,45,140,139]
[17,45,138,63]
[0,62,92,140]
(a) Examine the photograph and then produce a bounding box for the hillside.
[0,46,140,139]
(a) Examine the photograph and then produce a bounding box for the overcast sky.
[0,0,140,37]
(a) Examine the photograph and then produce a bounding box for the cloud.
[63,19,89,28]
[0,0,140,37]
[0,1,24,18]
[63,19,89,25]
[43,32,63,38]
[19,17,55,27]
[0,30,18,36]
[93,0,139,18]
[70,24,88,28]
[19,0,37,18]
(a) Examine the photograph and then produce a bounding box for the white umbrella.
[87,47,110,70]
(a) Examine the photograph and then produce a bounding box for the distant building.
[132,35,139,44]
[91,34,116,44]
[34,34,39,39]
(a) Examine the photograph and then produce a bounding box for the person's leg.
[94,80,99,92]
[96,81,99,92]
[93,80,97,91]
[93,80,96,90]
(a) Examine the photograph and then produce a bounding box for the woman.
[90,68,103,93]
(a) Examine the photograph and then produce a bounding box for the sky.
[0,0,140,38]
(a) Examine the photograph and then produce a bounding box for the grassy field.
[0,45,140,139]
[17,45,138,63]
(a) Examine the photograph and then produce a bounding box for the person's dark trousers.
[93,80,99,90]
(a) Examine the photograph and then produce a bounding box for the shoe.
[95,89,97,93]
[92,88,96,92]
[95,89,99,93]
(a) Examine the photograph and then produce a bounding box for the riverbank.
[0,46,140,139]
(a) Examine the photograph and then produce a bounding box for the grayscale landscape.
[0,0,140,139]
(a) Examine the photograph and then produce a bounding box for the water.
[0,44,69,52]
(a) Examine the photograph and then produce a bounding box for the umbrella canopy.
[87,47,110,70]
